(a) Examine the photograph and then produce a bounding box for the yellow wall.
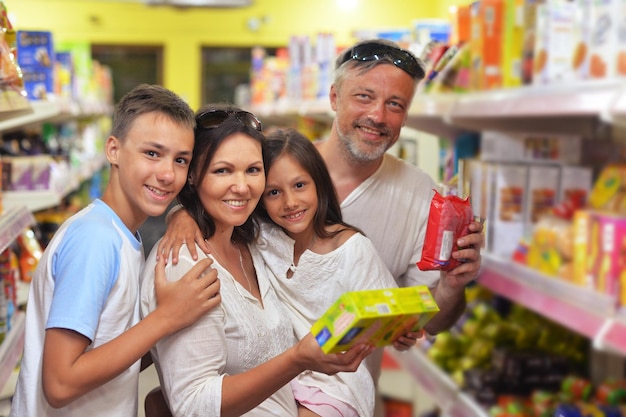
[4,0,468,109]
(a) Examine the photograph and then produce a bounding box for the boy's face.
[107,111,194,228]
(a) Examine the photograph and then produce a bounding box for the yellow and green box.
[311,286,440,354]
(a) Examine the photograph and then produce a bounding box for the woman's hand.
[294,333,374,375]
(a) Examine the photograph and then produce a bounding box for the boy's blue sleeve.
[47,219,121,342]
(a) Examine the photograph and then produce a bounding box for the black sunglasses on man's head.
[337,42,425,80]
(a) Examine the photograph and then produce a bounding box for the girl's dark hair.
[177,104,266,245]
[257,128,361,238]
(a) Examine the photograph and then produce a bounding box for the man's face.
[330,63,416,163]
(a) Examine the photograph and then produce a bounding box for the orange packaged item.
[17,228,43,283]
[417,190,473,271]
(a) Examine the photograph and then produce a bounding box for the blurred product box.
[533,1,581,84]
[469,1,484,90]
[524,164,560,234]
[521,0,540,84]
[16,30,55,100]
[16,30,54,68]
[1,156,53,191]
[481,131,525,162]
[311,286,439,354]
[585,211,626,298]
[588,0,621,79]
[479,0,505,89]
[20,65,54,100]
[487,163,528,257]
[55,51,76,99]
[618,0,626,76]
[559,165,593,208]
[522,134,582,164]
[588,164,626,213]
[502,0,525,88]
[572,210,591,287]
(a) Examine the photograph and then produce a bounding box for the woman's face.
[198,133,265,231]
[263,154,318,238]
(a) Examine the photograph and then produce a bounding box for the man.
[316,39,483,335]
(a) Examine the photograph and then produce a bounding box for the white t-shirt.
[258,222,397,417]
[340,153,440,289]
[11,199,143,417]
[140,241,298,417]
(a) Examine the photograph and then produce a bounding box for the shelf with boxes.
[480,253,626,355]
[0,206,34,393]
[1,93,110,213]
[251,79,626,138]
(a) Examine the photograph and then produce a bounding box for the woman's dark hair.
[257,128,361,238]
[177,104,266,245]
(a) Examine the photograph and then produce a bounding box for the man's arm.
[423,220,484,334]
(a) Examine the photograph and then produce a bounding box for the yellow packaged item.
[311,286,439,354]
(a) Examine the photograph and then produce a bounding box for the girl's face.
[263,154,318,237]
[198,133,265,232]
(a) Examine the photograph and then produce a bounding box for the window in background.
[92,44,163,103]
[201,46,276,105]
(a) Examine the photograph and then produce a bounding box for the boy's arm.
[42,256,220,408]
[158,207,209,264]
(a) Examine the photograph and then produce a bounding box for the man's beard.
[336,122,393,164]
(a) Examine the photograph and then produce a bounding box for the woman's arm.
[158,206,209,264]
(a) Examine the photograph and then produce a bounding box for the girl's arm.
[158,206,208,264]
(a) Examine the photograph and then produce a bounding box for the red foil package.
[417,190,473,271]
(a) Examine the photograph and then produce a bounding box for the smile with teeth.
[284,210,306,220]
[360,126,382,136]
[224,200,247,207]
[147,186,168,197]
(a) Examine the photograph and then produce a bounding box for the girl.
[255,128,416,417]
[140,106,371,417]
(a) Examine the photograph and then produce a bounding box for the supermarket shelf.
[251,79,626,137]
[385,347,488,417]
[0,312,25,394]
[479,253,626,355]
[0,96,111,134]
[2,155,107,213]
[0,206,36,255]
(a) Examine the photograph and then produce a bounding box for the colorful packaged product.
[311,286,439,354]
[416,189,473,271]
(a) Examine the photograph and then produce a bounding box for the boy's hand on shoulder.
[154,256,221,334]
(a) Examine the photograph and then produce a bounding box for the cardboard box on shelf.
[487,163,528,257]
[524,164,560,234]
[311,286,439,354]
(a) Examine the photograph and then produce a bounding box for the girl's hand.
[157,208,210,265]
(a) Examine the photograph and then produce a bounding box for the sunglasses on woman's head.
[196,109,263,131]
[337,42,424,80]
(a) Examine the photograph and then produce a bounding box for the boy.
[10,84,221,417]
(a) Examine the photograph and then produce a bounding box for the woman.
[140,105,372,417]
